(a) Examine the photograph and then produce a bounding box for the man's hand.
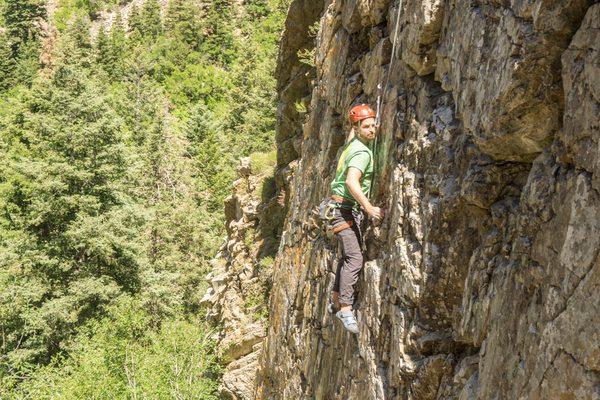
[346,167,385,220]
[366,205,384,220]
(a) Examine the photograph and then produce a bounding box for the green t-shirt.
[330,138,373,206]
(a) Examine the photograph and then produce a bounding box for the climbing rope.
[370,0,403,200]
[374,0,403,126]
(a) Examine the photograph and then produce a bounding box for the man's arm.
[346,167,383,219]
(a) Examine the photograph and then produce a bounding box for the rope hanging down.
[374,0,403,126]
[370,0,403,201]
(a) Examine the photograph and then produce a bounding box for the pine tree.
[10,33,41,86]
[165,0,202,49]
[0,0,45,88]
[1,0,45,45]
[95,25,110,67]
[141,0,163,39]
[68,14,92,51]
[104,9,127,79]
[0,33,16,91]
[128,4,143,40]
[185,104,234,212]
[0,51,143,371]
[201,0,237,66]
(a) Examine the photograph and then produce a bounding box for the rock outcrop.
[203,155,285,399]
[253,0,600,399]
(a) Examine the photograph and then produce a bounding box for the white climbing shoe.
[335,310,359,334]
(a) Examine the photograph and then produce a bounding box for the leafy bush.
[13,298,223,400]
[249,150,277,176]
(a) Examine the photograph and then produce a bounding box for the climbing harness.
[315,196,356,239]
[371,0,403,200]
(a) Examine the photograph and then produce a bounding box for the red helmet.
[348,104,376,123]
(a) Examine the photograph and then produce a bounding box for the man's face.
[357,117,377,142]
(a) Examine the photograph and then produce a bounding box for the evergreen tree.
[1,0,45,45]
[128,4,143,40]
[95,10,126,80]
[185,104,235,212]
[95,25,110,67]
[0,52,143,373]
[0,0,45,88]
[0,33,16,91]
[67,14,92,52]
[107,9,126,79]
[51,13,94,71]
[10,33,41,86]
[0,0,290,395]
[201,0,237,66]
[140,0,163,39]
[165,0,202,50]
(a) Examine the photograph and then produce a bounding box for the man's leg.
[337,225,363,311]
[333,225,362,334]
[332,257,343,309]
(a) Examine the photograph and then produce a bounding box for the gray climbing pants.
[332,206,364,306]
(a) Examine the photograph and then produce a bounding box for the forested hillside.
[0,0,287,397]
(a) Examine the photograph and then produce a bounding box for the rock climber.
[327,103,384,334]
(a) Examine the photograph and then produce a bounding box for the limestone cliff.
[254,0,600,399]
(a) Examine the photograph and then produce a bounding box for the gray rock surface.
[252,1,599,399]
[203,157,284,400]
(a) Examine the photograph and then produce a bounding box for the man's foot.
[335,310,359,334]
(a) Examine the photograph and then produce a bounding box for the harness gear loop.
[316,196,357,237]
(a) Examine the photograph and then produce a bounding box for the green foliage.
[54,0,119,26]
[165,0,202,49]
[0,0,289,395]
[245,0,271,18]
[201,0,237,66]
[0,51,144,375]
[66,12,93,53]
[95,11,127,79]
[1,0,45,42]
[140,0,163,39]
[259,255,274,269]
[10,298,222,399]
[243,290,269,321]
[0,33,15,91]
[185,104,237,213]
[250,150,277,176]
[165,63,231,108]
[0,0,45,90]
[297,47,316,67]
[127,4,143,38]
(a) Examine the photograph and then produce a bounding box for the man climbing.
[327,104,384,334]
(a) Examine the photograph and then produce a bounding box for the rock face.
[254,1,600,399]
[203,156,285,400]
